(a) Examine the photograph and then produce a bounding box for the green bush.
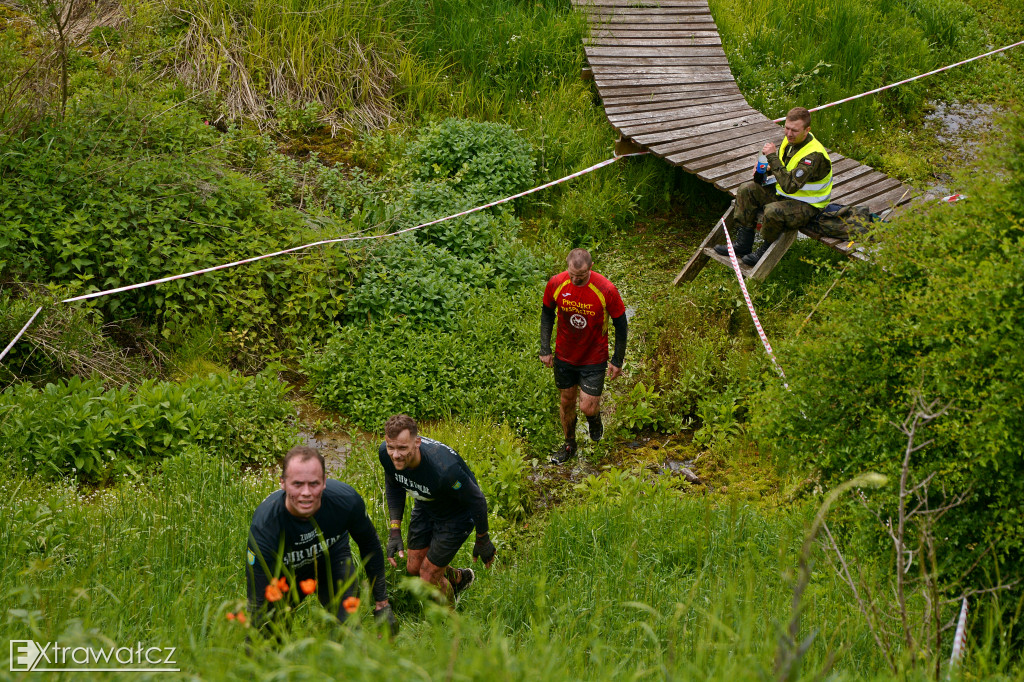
[753,114,1024,579]
[0,372,298,482]
[406,118,535,204]
[305,290,556,446]
[0,96,359,359]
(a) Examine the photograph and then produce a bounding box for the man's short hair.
[786,107,811,127]
[567,248,593,270]
[385,414,418,439]
[281,445,325,480]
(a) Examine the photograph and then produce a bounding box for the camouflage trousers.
[734,181,821,244]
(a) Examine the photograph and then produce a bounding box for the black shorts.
[407,504,475,568]
[553,357,607,396]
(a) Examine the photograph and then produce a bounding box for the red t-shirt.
[542,271,626,366]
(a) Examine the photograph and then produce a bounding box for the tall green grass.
[710,0,986,146]
[1,445,1018,679]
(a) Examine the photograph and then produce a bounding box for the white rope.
[1,152,648,362]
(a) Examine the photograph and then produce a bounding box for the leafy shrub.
[305,290,557,447]
[752,115,1024,579]
[343,235,492,326]
[406,118,535,204]
[0,96,359,360]
[0,372,297,482]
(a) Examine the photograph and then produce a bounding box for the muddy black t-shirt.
[246,479,386,614]
[378,437,489,533]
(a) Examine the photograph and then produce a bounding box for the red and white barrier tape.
[772,39,1024,123]
[940,193,967,203]
[949,596,969,671]
[717,211,788,387]
[1,152,648,362]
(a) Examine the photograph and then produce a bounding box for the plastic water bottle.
[753,153,769,185]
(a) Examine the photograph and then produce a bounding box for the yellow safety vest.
[775,134,833,209]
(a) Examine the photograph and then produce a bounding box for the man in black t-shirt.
[378,414,496,602]
[247,445,396,633]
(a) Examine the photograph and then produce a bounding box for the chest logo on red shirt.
[570,314,587,329]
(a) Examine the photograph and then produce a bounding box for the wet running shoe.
[549,441,577,464]
[587,414,603,442]
[451,568,475,600]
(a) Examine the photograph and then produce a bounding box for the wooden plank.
[590,18,719,28]
[587,56,731,66]
[659,123,778,162]
[597,81,738,97]
[696,154,760,182]
[577,0,710,8]
[835,177,904,206]
[594,72,735,86]
[600,85,741,107]
[632,113,771,146]
[673,205,732,285]
[584,10,715,18]
[583,46,727,57]
[829,170,890,198]
[747,228,798,280]
[866,186,916,213]
[702,246,752,276]
[603,92,746,116]
[591,29,722,38]
[607,96,750,121]
[829,163,875,188]
[586,37,723,46]
[592,65,735,76]
[606,99,751,126]
[619,107,753,137]
[587,15,718,24]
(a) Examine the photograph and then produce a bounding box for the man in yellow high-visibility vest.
[713,107,833,266]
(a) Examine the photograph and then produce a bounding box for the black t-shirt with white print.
[378,437,489,533]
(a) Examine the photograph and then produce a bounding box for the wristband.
[390,521,401,530]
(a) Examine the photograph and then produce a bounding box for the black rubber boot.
[742,240,772,266]
[714,226,755,257]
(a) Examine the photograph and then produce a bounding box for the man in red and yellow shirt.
[539,248,628,464]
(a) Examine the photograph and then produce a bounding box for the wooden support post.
[746,229,797,280]
[673,204,733,285]
[614,135,646,158]
[581,67,594,81]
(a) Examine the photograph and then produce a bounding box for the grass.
[2,439,1018,679]
[0,444,929,679]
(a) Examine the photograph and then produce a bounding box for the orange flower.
[300,579,317,595]
[265,583,283,602]
[276,577,289,593]
[236,611,247,624]
[342,596,360,614]
[226,612,236,621]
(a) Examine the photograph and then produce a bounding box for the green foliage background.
[754,113,1024,575]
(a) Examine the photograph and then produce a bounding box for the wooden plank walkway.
[572,0,920,263]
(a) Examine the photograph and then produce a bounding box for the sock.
[566,416,577,443]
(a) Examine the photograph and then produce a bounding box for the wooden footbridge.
[572,0,921,280]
